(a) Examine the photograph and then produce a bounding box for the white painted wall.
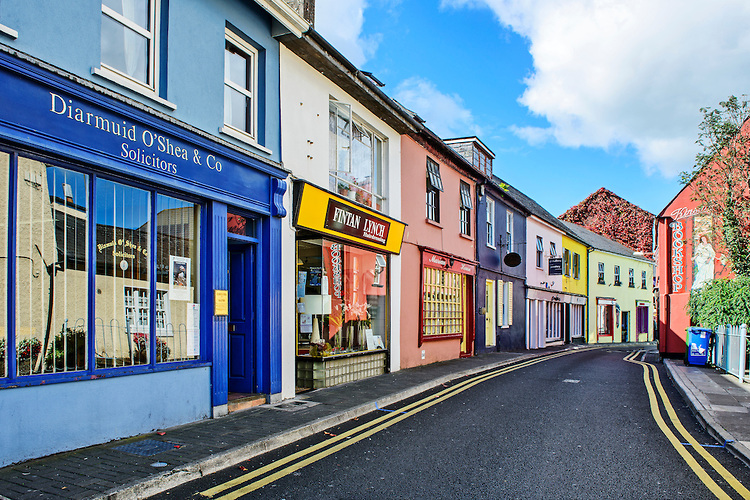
[525,216,564,292]
[278,46,402,399]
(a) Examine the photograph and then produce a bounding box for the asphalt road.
[152,348,750,499]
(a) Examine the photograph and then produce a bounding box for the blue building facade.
[0,0,307,466]
[444,138,528,352]
[474,177,528,351]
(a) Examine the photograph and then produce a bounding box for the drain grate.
[113,439,179,456]
[268,399,319,412]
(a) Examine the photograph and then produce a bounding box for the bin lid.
[687,327,713,333]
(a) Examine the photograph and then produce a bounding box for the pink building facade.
[399,134,480,368]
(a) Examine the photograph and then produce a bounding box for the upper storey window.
[224,29,259,142]
[101,0,158,90]
[329,99,385,211]
[426,158,443,223]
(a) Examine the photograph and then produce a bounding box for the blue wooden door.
[228,242,255,393]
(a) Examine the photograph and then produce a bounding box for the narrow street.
[152,348,750,499]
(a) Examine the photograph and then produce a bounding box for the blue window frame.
[1,147,207,388]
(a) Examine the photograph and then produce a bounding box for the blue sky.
[314,0,750,217]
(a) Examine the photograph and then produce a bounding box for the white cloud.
[393,77,482,139]
[442,0,750,177]
[314,0,381,67]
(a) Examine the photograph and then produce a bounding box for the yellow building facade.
[560,221,653,344]
[587,250,653,343]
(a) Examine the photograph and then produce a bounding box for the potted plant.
[337,182,350,198]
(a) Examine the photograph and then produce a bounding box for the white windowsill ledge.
[220,125,273,155]
[0,23,18,39]
[92,66,176,110]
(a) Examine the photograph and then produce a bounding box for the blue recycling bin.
[686,327,712,366]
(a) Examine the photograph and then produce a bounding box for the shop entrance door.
[621,311,630,343]
[228,241,256,394]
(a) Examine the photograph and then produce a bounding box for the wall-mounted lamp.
[448,257,455,267]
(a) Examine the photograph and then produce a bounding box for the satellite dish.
[504,252,521,267]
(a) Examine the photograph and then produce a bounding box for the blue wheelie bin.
[686,327,712,366]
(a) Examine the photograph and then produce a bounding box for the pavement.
[664,357,750,467]
[0,343,748,500]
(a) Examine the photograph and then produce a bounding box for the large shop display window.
[3,152,201,381]
[296,239,387,357]
[422,267,467,338]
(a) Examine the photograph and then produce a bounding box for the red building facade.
[656,187,732,355]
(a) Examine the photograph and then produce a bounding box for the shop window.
[296,239,388,356]
[614,265,621,286]
[1,151,204,383]
[0,153,8,378]
[223,29,259,144]
[563,248,571,277]
[426,158,442,223]
[536,236,544,268]
[573,253,580,280]
[459,181,472,235]
[486,198,495,248]
[16,160,88,376]
[329,99,385,210]
[100,0,159,91]
[628,268,635,287]
[95,179,151,367]
[155,194,200,362]
[641,270,647,289]
[505,211,513,252]
[597,262,605,284]
[423,267,466,338]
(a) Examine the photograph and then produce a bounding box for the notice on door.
[214,289,229,316]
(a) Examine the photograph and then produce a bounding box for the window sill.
[0,23,18,39]
[220,125,273,155]
[422,332,463,342]
[459,233,473,241]
[92,66,176,110]
[487,244,496,250]
[425,218,442,228]
[0,360,210,390]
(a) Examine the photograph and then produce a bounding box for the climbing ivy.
[687,277,750,328]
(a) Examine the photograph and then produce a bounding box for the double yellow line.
[201,348,593,499]
[624,350,750,499]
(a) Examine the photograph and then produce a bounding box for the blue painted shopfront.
[0,50,286,467]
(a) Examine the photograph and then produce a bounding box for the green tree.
[680,95,750,276]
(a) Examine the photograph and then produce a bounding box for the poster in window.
[309,267,322,288]
[169,256,191,301]
[187,303,200,357]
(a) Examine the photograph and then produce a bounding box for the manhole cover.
[268,399,319,412]
[113,439,179,456]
